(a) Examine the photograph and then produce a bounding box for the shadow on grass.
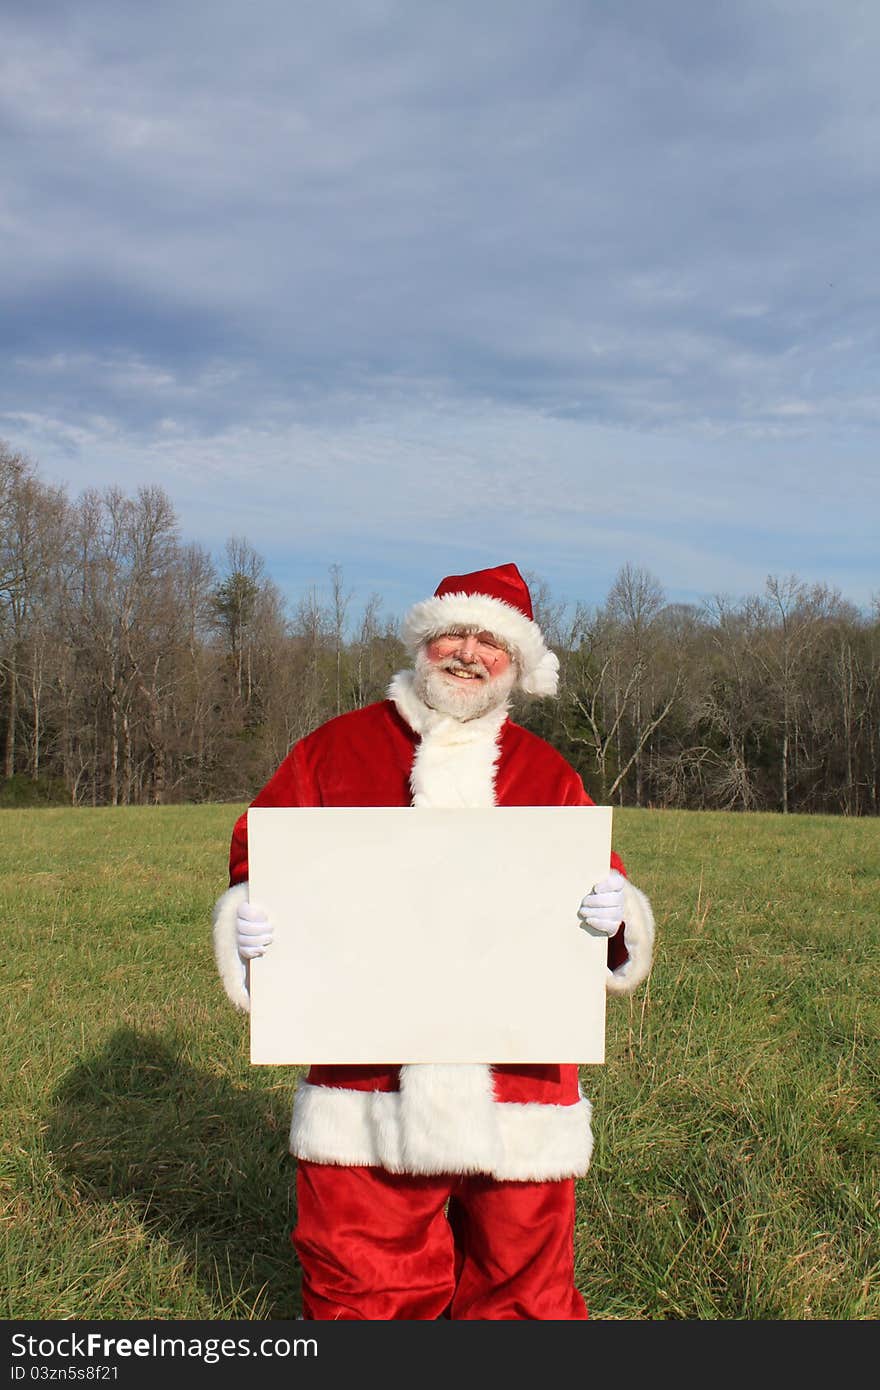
[46,1027,301,1319]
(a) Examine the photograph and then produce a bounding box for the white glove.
[578,869,625,936]
[236,900,273,960]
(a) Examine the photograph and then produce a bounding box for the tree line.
[2,440,878,814]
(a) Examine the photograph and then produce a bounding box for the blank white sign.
[248,805,612,1065]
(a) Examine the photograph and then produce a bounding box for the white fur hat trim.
[403,592,559,696]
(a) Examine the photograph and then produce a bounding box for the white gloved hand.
[578,869,625,936]
[236,900,273,960]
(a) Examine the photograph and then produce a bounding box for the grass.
[1,804,877,1320]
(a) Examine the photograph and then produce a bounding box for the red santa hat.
[402,562,560,696]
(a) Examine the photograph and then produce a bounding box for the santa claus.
[212,561,655,1320]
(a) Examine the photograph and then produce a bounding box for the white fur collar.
[388,669,508,808]
[388,668,510,745]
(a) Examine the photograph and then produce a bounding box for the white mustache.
[439,657,489,680]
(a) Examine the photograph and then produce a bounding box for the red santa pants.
[292,1160,588,1320]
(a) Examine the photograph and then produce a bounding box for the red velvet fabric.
[433,562,535,620]
[293,1160,587,1320]
[491,1063,579,1104]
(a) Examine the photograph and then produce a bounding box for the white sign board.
[248,805,612,1065]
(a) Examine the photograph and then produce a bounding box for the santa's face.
[415,630,517,719]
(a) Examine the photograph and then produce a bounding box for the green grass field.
[2,804,877,1320]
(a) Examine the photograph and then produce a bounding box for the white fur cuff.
[606,880,655,996]
[212,881,251,1011]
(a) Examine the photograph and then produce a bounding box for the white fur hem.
[290,1065,593,1181]
[606,880,655,996]
[212,881,251,1012]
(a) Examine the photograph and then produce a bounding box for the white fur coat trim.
[290,1067,594,1181]
[607,880,655,996]
[212,881,251,1012]
[389,670,508,808]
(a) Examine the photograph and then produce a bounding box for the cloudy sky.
[3,0,879,621]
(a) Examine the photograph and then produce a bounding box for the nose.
[455,634,480,659]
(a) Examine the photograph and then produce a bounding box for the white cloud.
[5,386,877,613]
[1,1,879,612]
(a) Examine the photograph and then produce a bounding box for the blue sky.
[3,0,879,621]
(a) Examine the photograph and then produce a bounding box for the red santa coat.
[212,671,655,1182]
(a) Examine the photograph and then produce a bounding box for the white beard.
[414,648,518,721]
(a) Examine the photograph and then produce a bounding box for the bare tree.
[329,563,352,717]
[0,448,69,779]
[759,576,846,812]
[212,537,266,710]
[351,593,383,709]
[3,439,879,817]
[603,564,673,805]
[561,582,681,804]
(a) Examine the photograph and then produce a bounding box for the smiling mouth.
[445,667,484,681]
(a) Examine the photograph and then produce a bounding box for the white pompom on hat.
[402,562,560,697]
